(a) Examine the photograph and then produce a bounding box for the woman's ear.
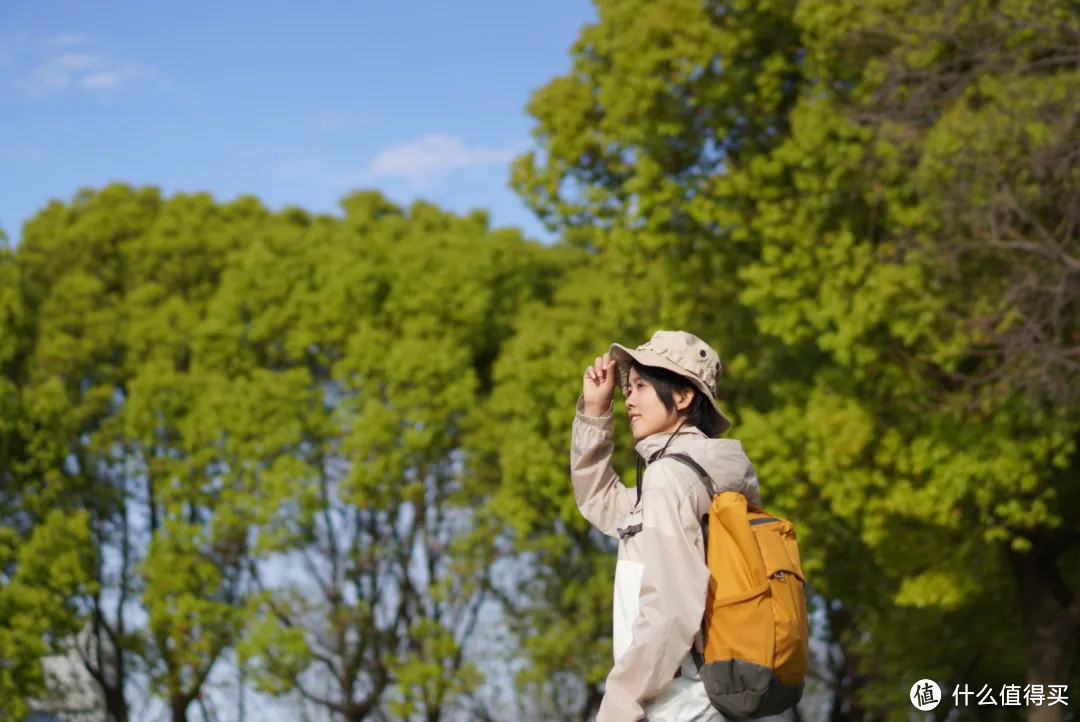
[674,388,695,412]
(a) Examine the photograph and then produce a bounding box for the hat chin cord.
[635,414,691,505]
[650,414,690,463]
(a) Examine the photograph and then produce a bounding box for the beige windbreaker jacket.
[571,396,762,722]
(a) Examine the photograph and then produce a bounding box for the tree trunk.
[1008,533,1080,722]
[102,686,128,722]
[826,605,879,722]
[170,693,194,722]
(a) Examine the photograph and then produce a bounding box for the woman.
[571,330,762,721]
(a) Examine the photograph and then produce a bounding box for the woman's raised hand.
[582,354,617,416]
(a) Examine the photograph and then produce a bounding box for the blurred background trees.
[3,0,1079,720]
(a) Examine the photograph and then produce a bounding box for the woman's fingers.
[584,354,616,388]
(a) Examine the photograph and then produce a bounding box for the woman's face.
[624,367,690,441]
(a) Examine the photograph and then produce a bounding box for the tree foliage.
[3,186,562,721]
[5,4,1080,721]
[507,1,1080,720]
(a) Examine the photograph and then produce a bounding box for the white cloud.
[3,33,153,96]
[52,52,101,70]
[45,33,90,49]
[274,135,531,190]
[367,134,529,186]
[80,67,143,90]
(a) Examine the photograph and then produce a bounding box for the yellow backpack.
[666,453,810,719]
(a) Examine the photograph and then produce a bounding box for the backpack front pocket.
[754,520,809,685]
[704,579,774,666]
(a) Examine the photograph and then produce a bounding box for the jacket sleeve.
[596,460,710,722]
[570,394,633,539]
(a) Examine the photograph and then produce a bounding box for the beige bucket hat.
[608,330,733,435]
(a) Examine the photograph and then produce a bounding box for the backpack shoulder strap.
[663,452,719,497]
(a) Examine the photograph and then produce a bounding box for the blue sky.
[1,1,596,245]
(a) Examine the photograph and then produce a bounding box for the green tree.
[13,184,271,722]
[732,1,1080,718]
[8,184,567,721]
[1,237,96,715]
[214,193,561,721]
[0,511,94,721]
[507,1,1080,720]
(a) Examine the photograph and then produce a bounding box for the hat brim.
[607,343,733,435]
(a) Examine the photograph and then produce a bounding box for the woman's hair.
[629,360,724,437]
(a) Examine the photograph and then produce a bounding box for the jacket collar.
[634,425,706,462]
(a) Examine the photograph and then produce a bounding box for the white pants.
[643,655,724,722]
[642,656,795,722]
[644,675,726,721]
